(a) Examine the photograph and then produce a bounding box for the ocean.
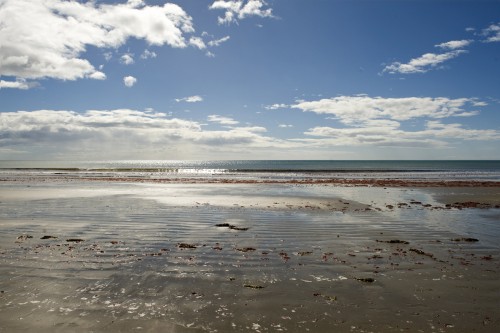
[1,160,500,181]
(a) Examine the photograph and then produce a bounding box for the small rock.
[15,235,33,243]
[244,284,265,289]
[356,278,375,283]
[40,235,58,240]
[178,243,197,249]
[376,239,409,244]
[410,248,434,257]
[452,237,479,242]
[229,225,249,231]
[236,247,256,252]
[66,239,84,243]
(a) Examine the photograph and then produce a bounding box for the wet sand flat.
[1,180,499,332]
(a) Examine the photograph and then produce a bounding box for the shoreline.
[2,174,500,187]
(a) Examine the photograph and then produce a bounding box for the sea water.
[1,160,500,181]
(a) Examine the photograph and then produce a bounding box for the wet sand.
[1,179,499,332]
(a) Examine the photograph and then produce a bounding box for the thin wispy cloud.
[435,40,473,50]
[176,95,204,103]
[0,79,31,90]
[383,50,467,74]
[482,22,500,42]
[207,114,239,125]
[208,36,231,47]
[265,103,288,110]
[189,37,207,50]
[140,49,157,59]
[383,22,500,75]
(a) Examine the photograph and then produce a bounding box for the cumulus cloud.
[88,71,107,80]
[207,115,239,125]
[435,40,473,50]
[291,95,499,149]
[292,95,481,125]
[383,50,467,74]
[123,76,137,87]
[120,53,135,65]
[0,109,287,159]
[482,23,500,42]
[0,105,498,159]
[209,0,273,25]
[0,0,195,88]
[175,95,203,103]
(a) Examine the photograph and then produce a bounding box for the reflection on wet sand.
[1,182,499,332]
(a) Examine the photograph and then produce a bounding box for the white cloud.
[123,76,137,87]
[141,49,157,59]
[208,36,231,47]
[303,120,499,148]
[205,51,216,58]
[265,103,288,110]
[208,115,239,125]
[189,36,206,49]
[0,79,31,89]
[383,50,467,74]
[0,107,498,159]
[292,95,499,149]
[278,124,293,128]
[0,109,289,159]
[292,95,482,125]
[104,52,113,61]
[0,0,195,86]
[209,0,273,25]
[120,53,135,65]
[472,100,488,107]
[482,23,500,42]
[88,71,107,80]
[435,39,472,50]
[176,95,203,103]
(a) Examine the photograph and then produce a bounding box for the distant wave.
[1,160,500,181]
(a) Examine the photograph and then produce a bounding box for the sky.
[1,0,499,160]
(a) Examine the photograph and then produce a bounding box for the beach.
[1,173,499,332]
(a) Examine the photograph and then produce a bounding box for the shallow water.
[1,183,499,332]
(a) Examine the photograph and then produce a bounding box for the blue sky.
[1,0,499,160]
